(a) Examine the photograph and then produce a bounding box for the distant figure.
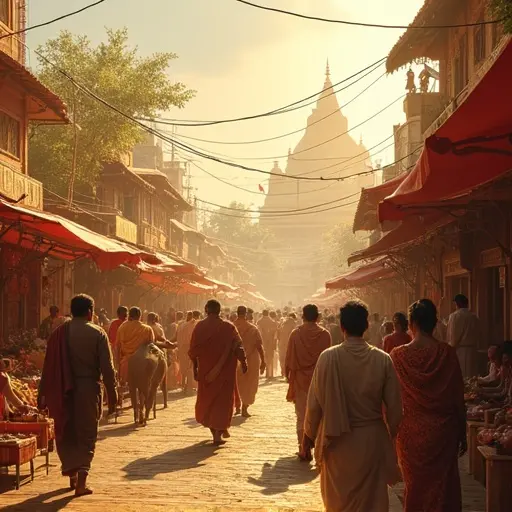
[304,300,402,511]
[39,305,65,340]
[279,313,297,375]
[176,311,197,393]
[367,313,383,348]
[98,308,110,328]
[234,306,266,417]
[117,307,155,383]
[189,300,247,445]
[168,311,184,342]
[257,310,278,379]
[39,294,117,497]
[285,304,331,459]
[383,312,411,354]
[108,306,128,349]
[391,299,466,512]
[447,294,481,378]
[327,314,343,345]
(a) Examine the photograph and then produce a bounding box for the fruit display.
[10,376,39,408]
[0,433,32,444]
[467,402,494,420]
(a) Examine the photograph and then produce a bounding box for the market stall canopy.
[348,213,452,265]
[380,40,512,222]
[178,281,216,295]
[205,277,238,292]
[0,199,161,270]
[325,258,395,290]
[353,173,407,232]
[170,219,205,238]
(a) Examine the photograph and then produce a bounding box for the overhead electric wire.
[138,56,386,127]
[235,0,507,28]
[0,1,107,41]
[149,65,385,142]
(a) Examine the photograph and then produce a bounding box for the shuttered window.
[0,111,21,158]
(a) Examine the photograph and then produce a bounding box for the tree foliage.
[490,1,512,33]
[29,28,194,197]
[322,223,367,274]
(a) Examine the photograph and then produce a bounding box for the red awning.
[348,214,453,265]
[325,258,395,290]
[380,40,512,222]
[0,199,160,270]
[353,173,407,232]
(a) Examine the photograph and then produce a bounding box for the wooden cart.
[0,436,37,489]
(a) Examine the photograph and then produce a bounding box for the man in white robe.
[303,300,402,512]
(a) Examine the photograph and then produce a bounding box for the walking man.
[189,300,247,445]
[257,310,278,379]
[234,306,266,417]
[447,294,481,378]
[39,294,117,496]
[285,304,331,458]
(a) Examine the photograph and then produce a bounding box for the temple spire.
[326,58,330,78]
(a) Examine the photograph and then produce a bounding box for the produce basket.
[0,436,37,489]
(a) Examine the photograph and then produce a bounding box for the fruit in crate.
[477,428,495,446]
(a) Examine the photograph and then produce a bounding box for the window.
[473,22,486,65]
[491,23,500,50]
[0,110,20,158]
[123,196,134,221]
[0,0,10,27]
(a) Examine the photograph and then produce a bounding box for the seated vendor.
[0,359,36,419]
[478,348,512,401]
[478,344,502,386]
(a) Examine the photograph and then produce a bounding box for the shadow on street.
[122,440,220,480]
[0,487,74,510]
[247,456,318,495]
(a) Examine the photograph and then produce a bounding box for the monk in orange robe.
[189,299,247,445]
[234,306,266,417]
[285,303,331,457]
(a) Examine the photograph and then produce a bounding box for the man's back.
[257,316,276,342]
[447,308,480,348]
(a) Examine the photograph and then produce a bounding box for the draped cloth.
[285,323,331,403]
[304,339,402,512]
[189,316,245,431]
[391,342,464,512]
[177,320,197,385]
[234,318,263,406]
[117,320,154,382]
[39,321,74,446]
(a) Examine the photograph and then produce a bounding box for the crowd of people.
[1,291,491,511]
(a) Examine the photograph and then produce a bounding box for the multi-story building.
[0,0,69,333]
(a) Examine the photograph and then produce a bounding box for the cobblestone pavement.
[0,381,483,511]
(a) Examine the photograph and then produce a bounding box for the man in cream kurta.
[304,301,402,512]
[446,294,481,378]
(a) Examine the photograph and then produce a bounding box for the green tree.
[29,28,194,197]
[490,1,512,33]
[322,223,367,274]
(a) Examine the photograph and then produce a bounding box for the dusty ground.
[0,381,483,511]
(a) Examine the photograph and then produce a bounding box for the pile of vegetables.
[477,425,512,455]
[0,433,33,444]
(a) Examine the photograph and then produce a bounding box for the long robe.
[177,319,197,386]
[391,342,464,512]
[257,316,278,377]
[189,316,246,431]
[446,307,480,377]
[304,338,402,512]
[117,320,154,382]
[234,318,263,406]
[40,318,117,476]
[278,318,297,372]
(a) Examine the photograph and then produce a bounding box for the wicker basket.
[0,437,37,466]
[0,420,55,451]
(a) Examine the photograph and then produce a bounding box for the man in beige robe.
[303,300,402,512]
[447,294,480,378]
[177,311,197,392]
[257,310,278,379]
[234,306,266,417]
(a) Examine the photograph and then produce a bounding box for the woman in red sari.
[391,299,467,512]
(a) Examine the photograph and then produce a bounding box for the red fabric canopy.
[0,200,160,270]
[380,40,512,222]
[348,214,452,265]
[353,173,406,232]
[325,258,395,290]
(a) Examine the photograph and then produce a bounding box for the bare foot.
[69,475,77,490]
[222,430,231,439]
[241,407,251,418]
[75,487,94,497]
[234,408,241,416]
[213,439,227,446]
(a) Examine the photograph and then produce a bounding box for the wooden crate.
[0,437,37,466]
[478,446,512,512]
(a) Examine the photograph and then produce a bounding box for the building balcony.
[107,215,138,245]
[402,92,447,138]
[0,161,43,209]
[140,222,167,251]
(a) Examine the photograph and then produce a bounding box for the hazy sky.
[26,0,425,213]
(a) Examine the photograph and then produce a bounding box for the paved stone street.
[0,381,482,511]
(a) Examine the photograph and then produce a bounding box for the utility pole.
[68,85,78,207]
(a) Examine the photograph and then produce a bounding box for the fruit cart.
[0,435,37,489]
